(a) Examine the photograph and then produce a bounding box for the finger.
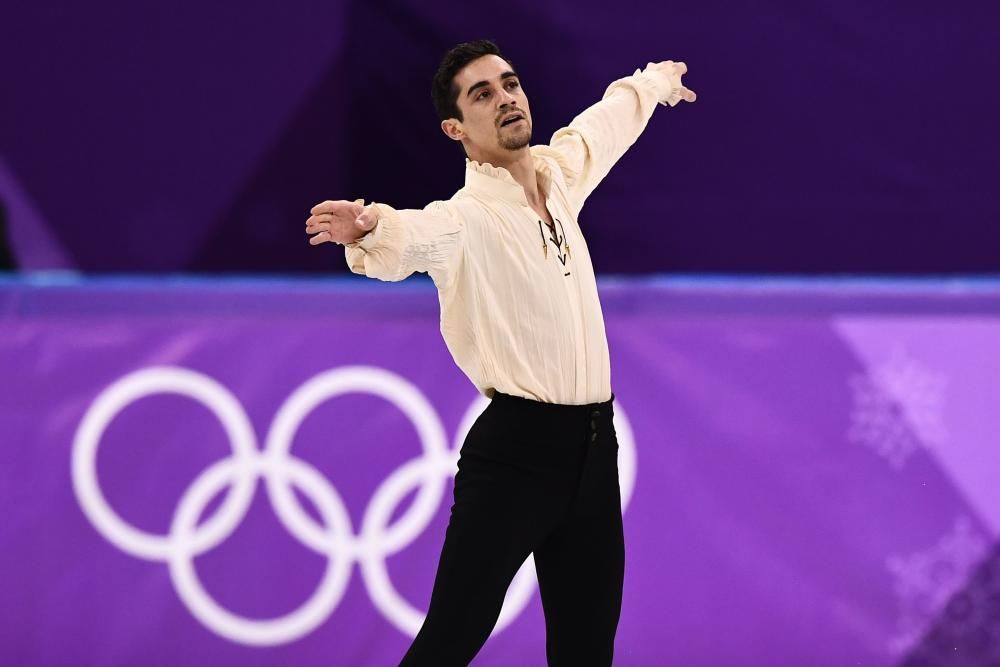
[305,222,331,235]
[310,199,364,217]
[309,231,331,246]
[305,213,332,228]
[310,200,338,215]
[306,220,334,234]
[681,86,697,102]
[673,61,687,75]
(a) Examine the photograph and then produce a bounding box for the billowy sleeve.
[534,63,685,216]
[344,200,463,288]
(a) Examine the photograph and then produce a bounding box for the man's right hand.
[306,199,379,246]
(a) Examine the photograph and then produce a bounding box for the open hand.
[648,61,696,104]
[305,199,379,246]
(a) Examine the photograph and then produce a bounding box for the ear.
[441,118,464,142]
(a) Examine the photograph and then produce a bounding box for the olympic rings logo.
[72,366,637,646]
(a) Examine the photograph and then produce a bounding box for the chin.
[498,128,532,151]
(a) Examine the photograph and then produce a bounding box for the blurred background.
[2,0,997,275]
[1,1,998,665]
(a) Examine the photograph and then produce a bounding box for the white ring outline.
[167,456,354,646]
[263,366,450,559]
[72,367,258,561]
[72,366,638,646]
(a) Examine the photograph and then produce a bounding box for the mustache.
[497,111,527,126]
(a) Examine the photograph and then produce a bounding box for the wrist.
[348,207,382,249]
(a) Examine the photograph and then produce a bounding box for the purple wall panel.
[1,1,997,273]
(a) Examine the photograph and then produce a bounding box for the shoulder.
[530,145,565,170]
[411,191,480,231]
[530,147,572,194]
[445,188,492,216]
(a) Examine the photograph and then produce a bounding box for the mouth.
[499,114,525,128]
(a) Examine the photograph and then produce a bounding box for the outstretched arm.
[534,61,696,216]
[305,199,463,286]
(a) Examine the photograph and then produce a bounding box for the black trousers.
[399,391,625,666]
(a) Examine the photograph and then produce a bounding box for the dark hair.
[432,39,514,122]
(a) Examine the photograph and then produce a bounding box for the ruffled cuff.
[344,203,405,279]
[633,64,685,107]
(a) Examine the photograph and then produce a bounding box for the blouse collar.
[463,149,554,205]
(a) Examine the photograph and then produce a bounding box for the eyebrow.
[466,71,519,99]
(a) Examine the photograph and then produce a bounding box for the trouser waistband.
[489,391,615,418]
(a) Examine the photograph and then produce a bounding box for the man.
[306,40,695,666]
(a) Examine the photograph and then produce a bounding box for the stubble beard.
[497,122,532,151]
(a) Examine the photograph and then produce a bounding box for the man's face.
[445,55,532,156]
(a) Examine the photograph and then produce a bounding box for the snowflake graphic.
[886,516,990,657]
[848,347,948,469]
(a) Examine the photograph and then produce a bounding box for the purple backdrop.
[2,276,999,665]
[1,1,998,274]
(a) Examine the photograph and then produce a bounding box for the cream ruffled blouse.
[346,63,684,405]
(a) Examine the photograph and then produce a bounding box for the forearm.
[539,62,693,213]
[345,201,463,286]
[564,70,665,171]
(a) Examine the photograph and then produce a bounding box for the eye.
[477,89,490,101]
[506,80,520,90]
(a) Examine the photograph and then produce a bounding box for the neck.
[468,146,543,206]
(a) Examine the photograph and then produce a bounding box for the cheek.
[473,116,497,136]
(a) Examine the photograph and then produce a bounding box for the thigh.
[399,409,564,666]
[533,425,625,667]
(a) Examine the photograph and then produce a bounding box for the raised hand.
[305,199,379,246]
[648,61,697,104]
